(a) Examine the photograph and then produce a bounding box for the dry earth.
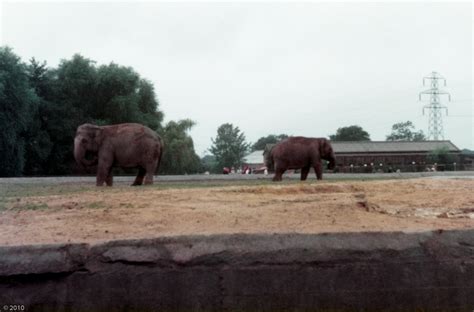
[1,178,473,246]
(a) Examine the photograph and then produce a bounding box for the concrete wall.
[2,230,474,311]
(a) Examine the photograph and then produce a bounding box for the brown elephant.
[74,123,163,186]
[264,137,336,181]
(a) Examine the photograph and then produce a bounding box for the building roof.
[263,140,460,155]
[244,150,264,164]
[331,141,460,153]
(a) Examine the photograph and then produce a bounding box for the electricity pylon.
[419,71,451,140]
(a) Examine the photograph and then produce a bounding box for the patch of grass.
[0,183,93,198]
[0,175,410,209]
[151,179,297,190]
[119,202,134,208]
[13,202,49,211]
[87,201,106,209]
[0,198,8,211]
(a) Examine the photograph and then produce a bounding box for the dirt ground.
[1,177,473,246]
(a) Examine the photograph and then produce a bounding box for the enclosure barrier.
[1,230,474,311]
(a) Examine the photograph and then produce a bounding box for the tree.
[38,55,164,174]
[23,58,54,175]
[1,50,166,176]
[136,79,164,131]
[209,123,250,170]
[201,154,218,173]
[0,47,38,176]
[428,146,454,164]
[329,125,370,141]
[159,119,201,174]
[386,121,426,141]
[251,134,289,151]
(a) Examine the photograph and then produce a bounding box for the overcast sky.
[1,1,472,154]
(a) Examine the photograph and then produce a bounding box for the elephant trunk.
[327,154,336,170]
[263,150,274,172]
[74,138,96,168]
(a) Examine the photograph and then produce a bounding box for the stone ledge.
[1,230,474,311]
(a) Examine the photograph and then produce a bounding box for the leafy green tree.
[94,63,139,123]
[0,47,38,176]
[386,121,426,141]
[251,134,289,151]
[428,146,454,164]
[23,58,54,175]
[159,119,201,174]
[136,79,164,131]
[201,154,218,173]
[209,123,250,170]
[55,54,97,117]
[329,125,371,141]
[35,54,97,174]
[40,55,164,174]
[1,50,166,176]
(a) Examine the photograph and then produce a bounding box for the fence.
[331,162,472,173]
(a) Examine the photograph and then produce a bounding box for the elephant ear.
[81,124,103,147]
[319,138,329,157]
[92,127,104,146]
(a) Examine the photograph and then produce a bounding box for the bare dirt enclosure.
[2,176,474,311]
[0,177,473,245]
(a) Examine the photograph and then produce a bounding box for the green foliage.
[386,121,426,141]
[329,125,371,141]
[23,58,54,175]
[428,146,454,164]
[0,48,168,176]
[0,47,39,176]
[136,79,164,131]
[200,155,219,173]
[251,134,289,151]
[209,123,250,170]
[159,119,201,174]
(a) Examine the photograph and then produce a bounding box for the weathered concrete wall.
[1,230,474,311]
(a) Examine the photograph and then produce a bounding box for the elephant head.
[320,138,336,170]
[263,144,275,172]
[74,124,102,168]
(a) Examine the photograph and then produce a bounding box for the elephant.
[74,123,163,186]
[264,137,336,181]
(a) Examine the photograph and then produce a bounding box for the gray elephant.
[264,137,336,181]
[74,123,163,186]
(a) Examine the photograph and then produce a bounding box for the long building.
[330,140,461,172]
[245,140,464,173]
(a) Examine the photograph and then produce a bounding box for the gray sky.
[1,1,472,155]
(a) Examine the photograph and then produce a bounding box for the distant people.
[223,167,230,174]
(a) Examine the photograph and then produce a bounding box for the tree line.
[0,46,431,177]
[0,47,201,176]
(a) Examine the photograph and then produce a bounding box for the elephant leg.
[97,163,112,187]
[273,167,285,182]
[132,167,146,186]
[314,162,323,180]
[105,169,114,187]
[144,160,159,185]
[301,166,310,181]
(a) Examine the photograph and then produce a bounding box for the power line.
[419,71,451,140]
